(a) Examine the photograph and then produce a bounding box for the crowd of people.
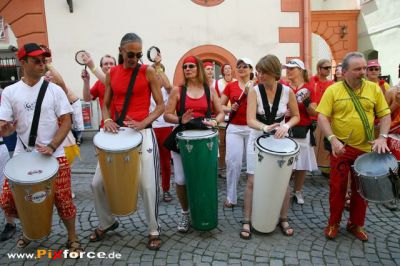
[0,32,399,252]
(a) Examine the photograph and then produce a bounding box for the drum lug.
[207,142,213,151]
[124,155,130,162]
[106,156,112,163]
[287,157,294,166]
[277,158,286,168]
[186,144,193,153]
[258,153,264,162]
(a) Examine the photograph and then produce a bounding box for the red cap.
[367,60,381,68]
[203,61,213,68]
[183,56,197,65]
[17,43,51,60]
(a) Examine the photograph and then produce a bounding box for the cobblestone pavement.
[0,140,399,265]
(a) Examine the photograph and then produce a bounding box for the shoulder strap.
[28,80,49,147]
[258,83,282,125]
[204,83,212,118]
[179,86,187,116]
[115,63,141,126]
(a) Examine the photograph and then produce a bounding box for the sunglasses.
[30,57,47,65]
[320,66,332,70]
[368,67,380,71]
[237,64,249,69]
[183,64,196,70]
[124,50,143,59]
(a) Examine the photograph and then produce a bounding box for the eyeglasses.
[29,57,47,65]
[237,64,249,69]
[123,50,143,59]
[183,64,196,70]
[368,67,380,71]
[320,66,332,70]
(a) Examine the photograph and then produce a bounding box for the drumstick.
[343,129,353,147]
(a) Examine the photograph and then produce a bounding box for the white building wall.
[44,0,300,97]
[311,0,359,11]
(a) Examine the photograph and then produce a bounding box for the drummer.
[316,51,391,241]
[220,57,253,208]
[241,54,300,239]
[164,55,224,233]
[90,32,164,250]
[0,43,82,251]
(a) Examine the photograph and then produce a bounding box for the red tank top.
[176,87,210,118]
[223,81,247,125]
[110,64,150,121]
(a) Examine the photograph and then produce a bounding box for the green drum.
[177,129,219,231]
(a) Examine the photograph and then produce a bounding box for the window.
[191,0,224,7]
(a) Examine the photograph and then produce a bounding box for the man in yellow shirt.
[316,52,391,242]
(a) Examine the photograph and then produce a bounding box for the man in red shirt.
[89,33,164,250]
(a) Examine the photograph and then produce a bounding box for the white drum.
[252,134,299,233]
[5,152,59,240]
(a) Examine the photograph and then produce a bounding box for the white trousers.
[92,128,161,235]
[71,100,85,131]
[225,124,251,204]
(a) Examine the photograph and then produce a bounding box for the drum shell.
[177,130,218,231]
[353,152,398,203]
[388,134,400,161]
[9,175,56,240]
[252,136,299,233]
[217,122,227,170]
[314,125,330,175]
[96,147,140,216]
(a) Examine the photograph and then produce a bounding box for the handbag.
[288,125,309,139]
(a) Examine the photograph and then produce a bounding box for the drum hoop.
[176,129,218,140]
[5,153,59,184]
[93,128,143,152]
[255,135,299,156]
[353,152,398,177]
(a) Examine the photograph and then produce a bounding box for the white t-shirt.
[0,77,73,157]
[150,87,173,128]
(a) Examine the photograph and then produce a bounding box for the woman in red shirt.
[164,56,224,233]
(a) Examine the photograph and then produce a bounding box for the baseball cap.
[284,59,305,70]
[17,43,51,60]
[237,57,253,67]
[367,59,381,68]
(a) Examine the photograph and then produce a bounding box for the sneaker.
[324,223,340,240]
[383,200,398,211]
[177,212,190,233]
[346,222,368,241]
[0,223,16,241]
[294,191,304,205]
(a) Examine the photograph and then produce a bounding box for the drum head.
[354,152,398,177]
[94,127,142,152]
[256,134,299,156]
[4,152,59,184]
[177,129,218,140]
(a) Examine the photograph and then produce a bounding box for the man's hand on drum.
[124,116,147,131]
[181,109,194,124]
[371,137,390,154]
[36,144,53,155]
[274,123,289,139]
[331,138,345,157]
[104,119,119,133]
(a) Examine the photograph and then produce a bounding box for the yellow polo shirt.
[316,80,390,152]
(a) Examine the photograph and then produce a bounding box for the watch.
[379,133,388,139]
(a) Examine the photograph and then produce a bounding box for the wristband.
[104,118,113,124]
[259,124,265,132]
[47,143,56,152]
[211,119,218,127]
[282,123,290,129]
[327,134,336,142]
[90,66,97,73]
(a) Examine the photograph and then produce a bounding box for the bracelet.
[211,119,218,127]
[90,66,96,73]
[259,124,265,132]
[327,134,336,142]
[282,123,290,129]
[104,118,113,124]
[47,143,56,152]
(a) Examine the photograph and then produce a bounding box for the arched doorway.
[311,33,334,76]
[173,45,236,86]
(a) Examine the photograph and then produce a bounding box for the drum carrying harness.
[257,83,284,125]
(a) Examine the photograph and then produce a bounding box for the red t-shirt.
[223,81,247,125]
[90,80,106,108]
[110,64,150,121]
[176,87,212,118]
[309,76,333,120]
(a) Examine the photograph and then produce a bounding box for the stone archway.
[173,44,236,86]
[0,0,48,47]
[311,10,359,64]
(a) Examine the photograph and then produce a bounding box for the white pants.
[71,100,84,131]
[225,124,250,204]
[171,151,185,185]
[92,128,161,235]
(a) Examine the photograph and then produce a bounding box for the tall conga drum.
[252,134,299,233]
[177,129,218,231]
[94,127,142,216]
[4,152,58,240]
[314,125,330,176]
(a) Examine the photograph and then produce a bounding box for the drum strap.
[257,83,283,125]
[179,84,211,118]
[115,63,141,126]
[28,79,49,147]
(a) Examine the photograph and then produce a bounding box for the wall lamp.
[340,25,348,39]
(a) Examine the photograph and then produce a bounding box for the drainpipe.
[303,0,311,70]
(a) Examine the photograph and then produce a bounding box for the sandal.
[16,235,31,249]
[147,234,161,250]
[66,239,84,253]
[278,218,294,236]
[163,191,172,202]
[239,220,252,240]
[89,220,119,242]
[224,200,236,208]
